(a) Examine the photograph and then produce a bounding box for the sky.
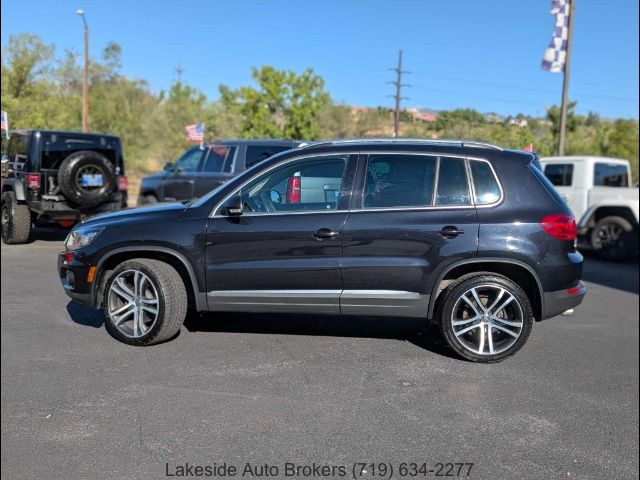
[2,0,638,119]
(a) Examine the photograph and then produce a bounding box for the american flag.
[541,0,571,73]
[0,111,8,132]
[185,123,205,142]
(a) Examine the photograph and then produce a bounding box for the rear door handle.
[440,226,465,237]
[313,228,339,240]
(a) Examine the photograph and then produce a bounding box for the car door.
[204,153,358,314]
[161,147,204,201]
[340,153,479,317]
[192,145,238,198]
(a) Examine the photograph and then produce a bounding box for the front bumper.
[58,251,97,308]
[542,281,588,319]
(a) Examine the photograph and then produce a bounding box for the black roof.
[20,129,121,140]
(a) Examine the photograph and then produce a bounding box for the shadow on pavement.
[66,301,104,328]
[185,312,458,359]
[581,253,639,295]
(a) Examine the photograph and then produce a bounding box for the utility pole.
[174,62,185,84]
[557,0,575,155]
[387,49,410,137]
[77,9,90,132]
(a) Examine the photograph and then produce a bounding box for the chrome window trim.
[210,151,353,217]
[210,150,504,218]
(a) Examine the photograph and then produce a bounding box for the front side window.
[544,163,573,186]
[435,157,471,206]
[227,156,347,214]
[202,145,236,173]
[470,160,501,205]
[175,148,204,173]
[594,163,628,187]
[363,154,437,208]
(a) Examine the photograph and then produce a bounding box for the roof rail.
[298,138,503,151]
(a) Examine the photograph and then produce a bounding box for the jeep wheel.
[590,216,636,261]
[1,191,32,244]
[104,259,187,346]
[438,274,534,363]
[58,150,116,208]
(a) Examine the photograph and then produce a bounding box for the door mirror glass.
[221,194,243,216]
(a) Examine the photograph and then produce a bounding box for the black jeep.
[1,130,128,244]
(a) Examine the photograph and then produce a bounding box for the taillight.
[541,214,577,240]
[27,173,41,190]
[117,176,129,192]
[286,176,301,203]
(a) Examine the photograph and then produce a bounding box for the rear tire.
[103,258,187,346]
[1,191,32,244]
[590,216,636,261]
[437,274,534,363]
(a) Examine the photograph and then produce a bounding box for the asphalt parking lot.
[1,229,638,480]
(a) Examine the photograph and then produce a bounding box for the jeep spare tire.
[57,150,116,208]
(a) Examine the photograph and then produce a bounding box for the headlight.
[65,228,103,251]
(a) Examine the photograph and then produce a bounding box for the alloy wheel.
[450,284,524,356]
[107,269,160,338]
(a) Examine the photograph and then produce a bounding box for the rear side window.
[8,135,28,161]
[544,163,573,186]
[245,145,291,168]
[470,160,501,205]
[436,157,471,206]
[363,154,437,208]
[594,163,628,187]
[202,145,236,173]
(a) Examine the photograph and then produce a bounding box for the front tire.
[437,274,534,363]
[1,191,32,244]
[103,258,187,345]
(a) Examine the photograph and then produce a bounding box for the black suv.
[2,130,128,244]
[58,139,586,362]
[137,139,299,204]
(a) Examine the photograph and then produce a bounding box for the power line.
[387,50,411,137]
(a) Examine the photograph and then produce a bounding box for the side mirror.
[221,194,243,216]
[163,162,174,171]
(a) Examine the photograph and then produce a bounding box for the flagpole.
[557,0,575,156]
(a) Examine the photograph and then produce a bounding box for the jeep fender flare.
[1,178,27,202]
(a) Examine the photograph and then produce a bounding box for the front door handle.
[313,228,339,240]
[440,226,465,238]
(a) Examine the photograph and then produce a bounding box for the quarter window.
[543,164,573,186]
[435,157,471,206]
[228,156,347,214]
[594,163,628,187]
[470,160,501,205]
[363,154,437,208]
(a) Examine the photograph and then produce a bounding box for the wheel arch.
[94,246,207,312]
[428,258,544,322]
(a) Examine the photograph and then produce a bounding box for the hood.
[79,202,188,229]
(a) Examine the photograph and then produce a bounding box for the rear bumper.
[541,281,587,319]
[29,196,125,219]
